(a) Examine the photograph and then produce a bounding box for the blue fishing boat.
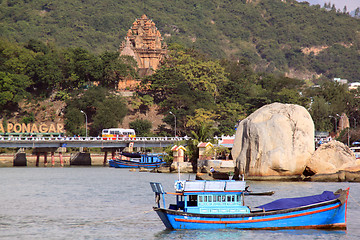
[109,152,166,168]
[150,180,349,230]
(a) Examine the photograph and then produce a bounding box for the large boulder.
[232,103,314,176]
[305,140,357,175]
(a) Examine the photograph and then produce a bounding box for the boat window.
[227,195,232,202]
[222,195,226,202]
[187,195,198,207]
[212,196,217,202]
[231,195,235,202]
[217,195,222,202]
[208,195,212,202]
[237,195,240,202]
[199,196,203,202]
[204,196,208,202]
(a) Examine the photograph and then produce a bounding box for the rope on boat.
[81,209,154,225]
[349,193,360,207]
[115,209,154,221]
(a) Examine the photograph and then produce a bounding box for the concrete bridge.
[0,136,189,167]
[0,136,188,148]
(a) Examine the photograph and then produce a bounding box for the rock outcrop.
[305,140,357,175]
[232,103,314,176]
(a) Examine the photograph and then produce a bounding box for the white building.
[333,78,348,85]
[348,82,360,90]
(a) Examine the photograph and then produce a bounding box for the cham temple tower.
[119,14,167,78]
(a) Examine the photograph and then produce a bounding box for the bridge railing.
[0,136,190,142]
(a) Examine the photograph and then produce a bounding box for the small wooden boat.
[109,152,166,168]
[150,180,349,230]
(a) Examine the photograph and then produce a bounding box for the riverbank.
[2,154,360,182]
[0,153,106,167]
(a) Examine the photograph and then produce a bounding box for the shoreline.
[0,153,106,167]
[2,154,360,182]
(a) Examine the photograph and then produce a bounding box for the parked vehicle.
[101,128,136,140]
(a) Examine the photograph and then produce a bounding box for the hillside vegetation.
[1,0,359,81]
[1,0,360,143]
[1,37,359,141]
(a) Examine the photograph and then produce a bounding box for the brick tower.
[119,14,167,77]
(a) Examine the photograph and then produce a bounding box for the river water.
[0,167,359,240]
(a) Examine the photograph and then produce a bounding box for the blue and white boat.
[150,180,349,230]
[109,152,166,168]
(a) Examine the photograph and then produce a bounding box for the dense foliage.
[64,87,128,136]
[141,46,360,141]
[0,38,134,135]
[1,37,360,143]
[1,1,360,144]
[142,47,309,136]
[1,0,359,81]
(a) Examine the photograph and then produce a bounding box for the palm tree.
[186,122,216,172]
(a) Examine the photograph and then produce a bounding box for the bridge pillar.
[33,148,61,167]
[70,152,91,165]
[59,152,64,167]
[103,152,108,166]
[13,152,27,166]
[44,152,48,167]
[51,152,55,166]
[36,152,40,167]
[101,147,124,167]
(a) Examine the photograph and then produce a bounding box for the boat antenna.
[177,162,180,180]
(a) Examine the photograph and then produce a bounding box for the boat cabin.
[144,153,164,163]
[121,152,164,163]
[152,180,250,215]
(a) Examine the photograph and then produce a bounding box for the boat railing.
[150,182,166,208]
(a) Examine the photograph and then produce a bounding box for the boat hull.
[154,198,347,230]
[109,159,165,168]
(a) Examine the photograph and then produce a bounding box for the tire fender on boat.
[174,180,185,192]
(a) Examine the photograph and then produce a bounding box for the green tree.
[0,38,36,74]
[309,96,332,131]
[25,39,49,54]
[129,119,152,136]
[0,72,32,110]
[170,50,229,103]
[27,53,62,96]
[92,96,128,135]
[355,7,360,17]
[64,87,127,136]
[186,121,216,172]
[318,81,351,115]
[64,107,85,136]
[100,53,138,88]
[142,48,228,135]
[62,47,103,89]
